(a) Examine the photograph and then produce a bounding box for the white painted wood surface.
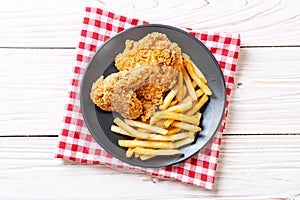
[1,0,300,199]
[0,136,299,199]
[0,0,300,47]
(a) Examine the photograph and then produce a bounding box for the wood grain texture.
[1,0,300,47]
[0,136,299,199]
[226,47,300,134]
[0,49,75,135]
[0,47,299,136]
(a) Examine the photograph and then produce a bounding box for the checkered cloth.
[55,7,241,189]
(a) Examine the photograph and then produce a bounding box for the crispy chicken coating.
[115,32,183,72]
[91,32,182,120]
[90,71,143,119]
[90,72,126,111]
[111,65,178,120]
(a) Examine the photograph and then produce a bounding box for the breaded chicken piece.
[90,72,126,111]
[111,65,178,120]
[115,32,183,72]
[90,71,143,119]
[139,98,157,122]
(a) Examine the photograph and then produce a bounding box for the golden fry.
[113,118,149,139]
[176,70,184,102]
[186,64,211,95]
[183,53,207,83]
[111,125,131,136]
[182,88,203,103]
[159,88,178,110]
[136,128,153,133]
[134,152,140,158]
[111,125,191,142]
[150,111,200,125]
[132,147,183,156]
[147,132,192,142]
[182,67,197,100]
[118,140,174,149]
[139,136,195,160]
[169,100,178,107]
[182,85,187,99]
[183,54,211,95]
[154,120,165,128]
[172,121,202,132]
[195,89,204,98]
[126,148,134,158]
[124,119,168,135]
[192,81,197,88]
[174,136,195,148]
[140,154,156,160]
[164,119,174,128]
[186,94,209,116]
[166,100,193,113]
[167,127,181,135]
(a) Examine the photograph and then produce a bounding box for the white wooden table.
[1,0,300,199]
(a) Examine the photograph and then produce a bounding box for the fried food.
[91,32,182,120]
[111,65,178,119]
[90,71,130,111]
[111,124,193,142]
[115,32,183,72]
[91,65,177,119]
[124,119,168,135]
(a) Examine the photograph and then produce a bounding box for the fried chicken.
[91,65,178,120]
[115,32,183,72]
[90,71,143,119]
[90,72,125,111]
[91,32,182,120]
[111,65,177,120]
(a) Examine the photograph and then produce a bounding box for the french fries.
[192,81,197,88]
[150,111,200,125]
[119,140,174,149]
[110,52,211,160]
[159,88,178,110]
[126,148,134,158]
[183,53,207,83]
[167,127,181,135]
[164,119,174,128]
[113,118,149,140]
[182,67,197,100]
[166,99,193,113]
[169,100,178,107]
[122,136,194,159]
[172,121,202,132]
[132,147,183,156]
[176,70,184,102]
[174,136,195,148]
[124,119,168,135]
[186,95,209,116]
[111,125,193,142]
[183,53,211,95]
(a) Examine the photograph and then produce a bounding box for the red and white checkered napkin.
[55,7,241,189]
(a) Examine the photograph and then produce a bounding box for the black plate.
[80,24,226,168]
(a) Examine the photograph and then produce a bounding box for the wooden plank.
[0,47,299,135]
[0,135,299,199]
[226,47,300,134]
[0,0,300,47]
[0,0,84,48]
[0,49,75,135]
